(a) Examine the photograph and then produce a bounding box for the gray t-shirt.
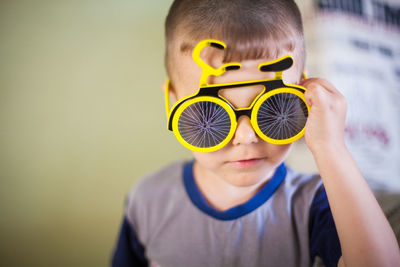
[115,160,341,267]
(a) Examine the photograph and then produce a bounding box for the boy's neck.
[193,161,273,211]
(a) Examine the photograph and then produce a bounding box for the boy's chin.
[223,171,271,188]
[222,161,279,187]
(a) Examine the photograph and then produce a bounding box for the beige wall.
[0,1,316,266]
[0,1,189,266]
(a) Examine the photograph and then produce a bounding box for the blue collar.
[183,160,286,221]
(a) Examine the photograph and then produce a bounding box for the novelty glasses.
[165,39,309,153]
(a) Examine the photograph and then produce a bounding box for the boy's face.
[169,42,303,187]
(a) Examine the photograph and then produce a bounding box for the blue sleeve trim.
[309,187,342,267]
[183,160,286,221]
[111,216,148,267]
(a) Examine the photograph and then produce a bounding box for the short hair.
[165,0,306,82]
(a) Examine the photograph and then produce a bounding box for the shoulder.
[275,166,324,223]
[282,166,323,198]
[125,160,187,223]
[130,160,186,198]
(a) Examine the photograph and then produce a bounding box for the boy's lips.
[228,157,266,168]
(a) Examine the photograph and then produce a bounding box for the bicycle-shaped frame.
[165,39,309,153]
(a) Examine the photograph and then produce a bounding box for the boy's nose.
[231,116,258,146]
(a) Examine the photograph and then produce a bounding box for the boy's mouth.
[229,157,265,168]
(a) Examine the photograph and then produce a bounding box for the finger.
[301,78,342,105]
[304,81,330,108]
[301,78,342,97]
[304,79,347,116]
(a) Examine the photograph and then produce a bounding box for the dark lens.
[178,101,231,148]
[257,92,308,140]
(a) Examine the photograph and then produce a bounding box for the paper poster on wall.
[296,0,400,191]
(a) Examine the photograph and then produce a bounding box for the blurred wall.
[297,0,400,190]
[0,1,192,266]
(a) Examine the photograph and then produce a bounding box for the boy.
[112,0,400,266]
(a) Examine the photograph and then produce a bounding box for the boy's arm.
[300,78,400,267]
[112,216,149,267]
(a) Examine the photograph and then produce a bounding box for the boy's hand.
[300,78,400,267]
[299,78,347,154]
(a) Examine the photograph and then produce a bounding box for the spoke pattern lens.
[257,92,308,140]
[178,101,232,148]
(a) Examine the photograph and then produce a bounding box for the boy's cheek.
[192,150,223,163]
[191,149,232,171]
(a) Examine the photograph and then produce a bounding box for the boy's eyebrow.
[180,42,194,54]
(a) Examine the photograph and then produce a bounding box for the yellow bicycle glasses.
[165,39,309,153]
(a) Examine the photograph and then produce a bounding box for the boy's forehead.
[173,40,302,77]
[172,37,303,69]
[172,49,302,99]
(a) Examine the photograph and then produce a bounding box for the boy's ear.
[301,69,308,80]
[163,80,178,104]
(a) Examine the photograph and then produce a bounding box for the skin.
[301,78,400,267]
[167,38,400,266]
[170,46,299,210]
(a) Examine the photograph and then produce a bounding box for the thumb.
[301,79,327,109]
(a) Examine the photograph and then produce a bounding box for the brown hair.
[165,0,305,81]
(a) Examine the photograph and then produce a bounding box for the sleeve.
[309,187,342,267]
[111,216,149,267]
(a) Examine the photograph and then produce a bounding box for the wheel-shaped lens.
[172,97,237,152]
[251,88,309,144]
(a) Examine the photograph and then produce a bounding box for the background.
[0,1,178,266]
[1,0,399,266]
